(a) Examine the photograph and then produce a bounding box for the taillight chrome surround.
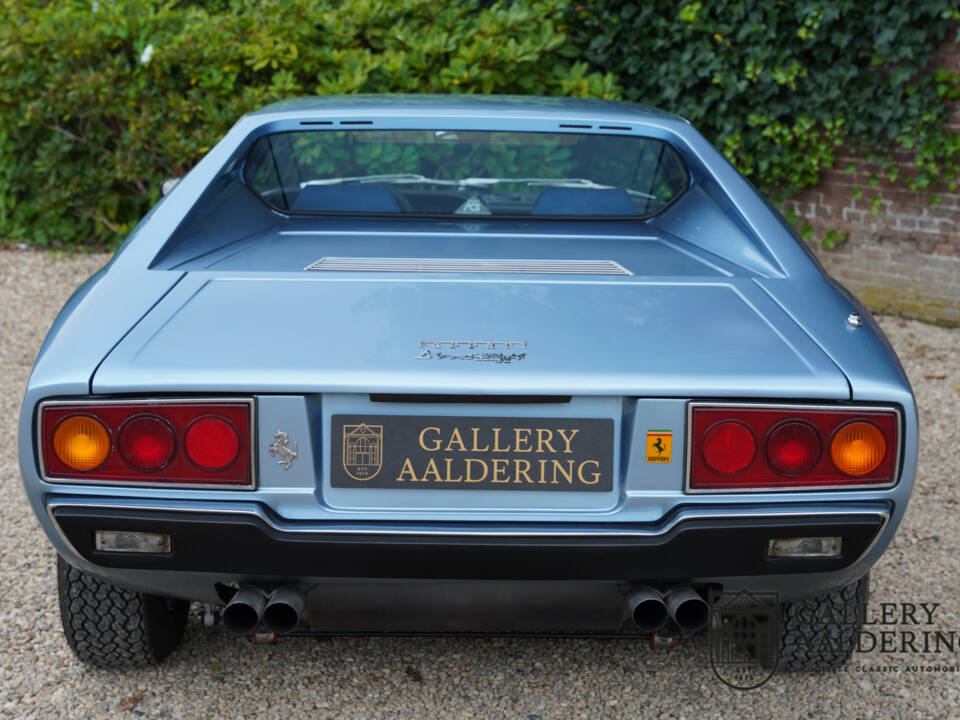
[37,398,256,489]
[685,402,901,493]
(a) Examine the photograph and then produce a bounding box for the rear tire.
[779,574,869,671]
[57,556,188,667]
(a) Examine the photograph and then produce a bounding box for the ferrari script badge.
[268,431,299,471]
[343,423,383,481]
[415,340,527,364]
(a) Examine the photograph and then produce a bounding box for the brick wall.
[782,39,960,327]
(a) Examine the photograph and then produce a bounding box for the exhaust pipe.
[262,587,306,634]
[222,587,267,634]
[627,587,668,632]
[665,587,709,633]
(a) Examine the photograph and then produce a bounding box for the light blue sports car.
[19,95,916,671]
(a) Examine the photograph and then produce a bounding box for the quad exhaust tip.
[222,587,267,635]
[665,587,710,633]
[223,586,306,635]
[628,586,709,635]
[628,587,669,632]
[262,587,306,634]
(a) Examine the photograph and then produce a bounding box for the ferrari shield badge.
[343,423,383,480]
[709,589,780,689]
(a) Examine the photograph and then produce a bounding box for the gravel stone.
[0,248,957,719]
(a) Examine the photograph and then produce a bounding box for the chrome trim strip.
[47,498,888,539]
[683,402,903,494]
[303,257,633,275]
[36,397,258,491]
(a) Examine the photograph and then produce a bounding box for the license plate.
[331,415,614,492]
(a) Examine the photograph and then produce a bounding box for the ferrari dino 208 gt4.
[19,95,916,670]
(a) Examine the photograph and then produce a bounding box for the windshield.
[245,129,688,218]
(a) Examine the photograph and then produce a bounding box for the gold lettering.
[577,459,601,485]
[538,458,549,483]
[514,458,533,483]
[396,458,419,482]
[551,459,575,484]
[491,458,510,482]
[470,428,490,452]
[422,458,443,482]
[492,427,511,452]
[556,428,580,454]
[536,428,557,453]
[419,427,442,452]
[514,428,532,453]
[445,427,467,452]
[465,458,488,483]
[443,457,463,482]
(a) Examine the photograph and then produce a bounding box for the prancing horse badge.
[268,431,299,471]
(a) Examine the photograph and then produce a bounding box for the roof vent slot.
[300,121,333,126]
[598,125,631,131]
[558,123,592,129]
[339,120,373,126]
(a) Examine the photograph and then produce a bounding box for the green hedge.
[0,0,616,248]
[0,0,957,249]
[570,1,960,245]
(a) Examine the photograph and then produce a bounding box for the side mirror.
[159,177,181,196]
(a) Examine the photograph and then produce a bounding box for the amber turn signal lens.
[831,422,886,476]
[52,415,111,470]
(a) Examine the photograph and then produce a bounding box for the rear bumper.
[51,502,888,582]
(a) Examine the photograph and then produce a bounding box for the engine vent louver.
[303,257,633,275]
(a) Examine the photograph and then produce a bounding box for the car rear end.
[18,96,917,665]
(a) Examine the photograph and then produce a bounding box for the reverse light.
[95,530,171,554]
[768,536,842,558]
[689,404,899,492]
[40,400,253,487]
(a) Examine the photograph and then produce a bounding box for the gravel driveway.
[1,249,957,719]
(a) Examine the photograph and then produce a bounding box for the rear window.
[244,130,687,218]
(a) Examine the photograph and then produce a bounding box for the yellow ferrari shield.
[646,430,672,463]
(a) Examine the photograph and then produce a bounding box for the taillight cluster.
[688,405,898,491]
[40,400,253,487]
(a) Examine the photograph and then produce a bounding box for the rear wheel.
[57,555,188,667]
[779,574,868,671]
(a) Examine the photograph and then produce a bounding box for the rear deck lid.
[92,263,849,399]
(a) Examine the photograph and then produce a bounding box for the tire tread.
[57,556,187,668]
[779,574,869,671]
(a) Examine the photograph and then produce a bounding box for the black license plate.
[331,415,614,492]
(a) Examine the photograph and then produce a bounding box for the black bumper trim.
[52,507,886,581]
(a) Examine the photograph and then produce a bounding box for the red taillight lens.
[41,401,252,486]
[119,415,176,471]
[689,405,898,491]
[766,421,821,475]
[185,417,240,470]
[702,421,756,474]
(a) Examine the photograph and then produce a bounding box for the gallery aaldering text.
[792,601,957,654]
